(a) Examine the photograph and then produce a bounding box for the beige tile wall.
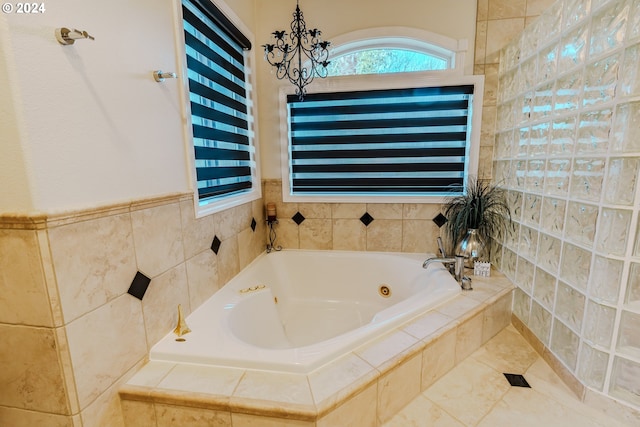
[0,192,265,426]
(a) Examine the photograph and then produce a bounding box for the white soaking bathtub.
[150,249,461,373]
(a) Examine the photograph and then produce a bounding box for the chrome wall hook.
[55,28,95,45]
[153,70,177,82]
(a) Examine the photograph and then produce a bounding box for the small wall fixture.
[153,70,177,82]
[55,28,95,45]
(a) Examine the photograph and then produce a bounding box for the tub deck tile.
[355,329,421,373]
[402,310,457,341]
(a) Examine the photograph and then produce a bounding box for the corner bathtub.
[150,249,460,373]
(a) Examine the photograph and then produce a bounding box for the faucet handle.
[461,276,473,291]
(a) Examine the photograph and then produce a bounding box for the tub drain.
[379,285,392,298]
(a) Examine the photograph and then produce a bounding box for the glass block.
[570,158,605,202]
[536,1,563,48]
[565,202,598,247]
[550,116,576,156]
[530,300,552,345]
[583,299,616,347]
[558,23,589,73]
[520,25,538,62]
[604,158,640,205]
[628,0,640,40]
[514,288,532,322]
[538,43,558,82]
[537,233,562,273]
[617,310,640,359]
[555,280,586,332]
[563,0,592,31]
[589,0,629,58]
[517,127,530,158]
[494,161,512,187]
[517,257,535,294]
[497,100,516,131]
[526,159,545,192]
[494,131,513,159]
[521,58,538,94]
[620,43,640,97]
[597,208,632,255]
[541,197,566,236]
[519,92,534,124]
[507,190,523,222]
[502,247,517,279]
[583,54,620,107]
[576,109,612,154]
[504,220,520,250]
[532,83,554,121]
[551,319,580,370]
[545,158,571,196]
[625,263,640,309]
[514,159,527,189]
[610,356,640,407]
[589,256,623,304]
[635,216,640,256]
[529,122,550,158]
[519,226,539,260]
[560,243,592,291]
[611,102,640,153]
[578,344,609,391]
[523,193,541,226]
[533,267,557,311]
[555,73,583,114]
[502,39,522,75]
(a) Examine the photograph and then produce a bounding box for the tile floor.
[383,325,632,427]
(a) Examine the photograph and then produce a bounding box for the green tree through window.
[327,49,448,76]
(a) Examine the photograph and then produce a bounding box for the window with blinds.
[287,84,475,197]
[182,0,256,204]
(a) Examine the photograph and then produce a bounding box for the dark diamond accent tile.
[251,217,257,232]
[292,212,305,225]
[128,272,151,300]
[432,213,448,228]
[360,212,374,226]
[211,235,221,254]
[503,373,531,388]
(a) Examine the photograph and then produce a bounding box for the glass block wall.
[493,0,640,410]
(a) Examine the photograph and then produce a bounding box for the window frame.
[176,0,261,218]
[279,71,484,204]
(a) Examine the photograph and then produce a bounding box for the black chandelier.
[263,0,330,101]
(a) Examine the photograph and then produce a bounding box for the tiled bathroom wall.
[493,0,640,412]
[0,193,265,426]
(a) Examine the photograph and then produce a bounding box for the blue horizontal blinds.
[183,0,254,201]
[287,85,474,196]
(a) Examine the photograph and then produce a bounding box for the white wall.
[255,0,477,179]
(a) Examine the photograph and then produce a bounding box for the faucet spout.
[173,304,191,338]
[422,255,467,287]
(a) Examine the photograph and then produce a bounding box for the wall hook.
[55,28,95,45]
[153,70,177,82]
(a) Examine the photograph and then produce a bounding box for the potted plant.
[442,178,512,268]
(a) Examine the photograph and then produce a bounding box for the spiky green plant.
[442,178,512,254]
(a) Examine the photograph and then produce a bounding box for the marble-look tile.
[185,250,219,310]
[366,220,402,252]
[298,219,332,249]
[481,105,497,146]
[526,0,557,17]
[216,236,240,286]
[127,361,175,388]
[0,229,53,326]
[0,324,69,413]
[297,203,332,219]
[154,403,231,427]
[263,180,298,219]
[475,20,488,65]
[366,204,402,220]
[141,264,190,348]
[238,224,265,269]
[213,203,252,241]
[486,18,526,64]
[48,212,138,323]
[120,400,156,427]
[482,292,513,342]
[232,371,313,407]
[484,63,499,106]
[232,412,314,427]
[179,199,215,259]
[472,325,538,374]
[158,364,244,397]
[272,219,299,250]
[455,311,484,363]
[402,311,455,341]
[424,357,511,426]
[488,0,527,19]
[355,330,420,371]
[377,353,422,424]
[308,353,377,409]
[80,377,129,427]
[421,328,457,390]
[382,394,465,427]
[477,0,489,21]
[404,203,441,220]
[317,383,377,427]
[436,295,485,323]
[332,219,366,251]
[66,295,147,408]
[583,389,640,426]
[331,203,367,219]
[0,407,75,427]
[131,202,184,277]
